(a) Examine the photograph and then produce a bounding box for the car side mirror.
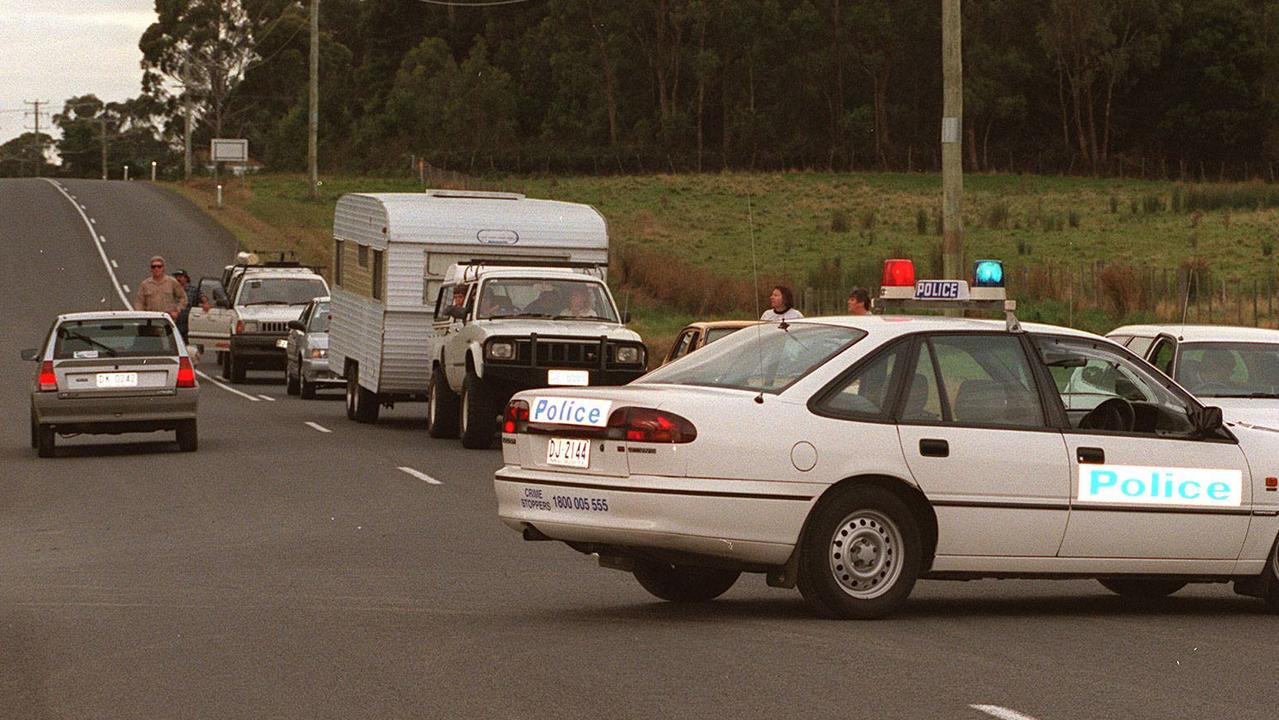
[20,348,38,361]
[288,320,305,331]
[1194,405,1225,435]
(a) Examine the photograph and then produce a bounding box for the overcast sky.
[0,1,157,145]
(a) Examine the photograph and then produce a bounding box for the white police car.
[495,260,1279,619]
[1109,324,1279,428]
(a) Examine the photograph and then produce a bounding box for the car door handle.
[1077,447,1105,464]
[919,439,949,458]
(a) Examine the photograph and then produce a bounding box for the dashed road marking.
[121,284,130,294]
[43,179,128,307]
[195,370,260,401]
[398,466,442,485]
[971,705,1041,720]
[90,218,96,224]
[257,394,276,402]
[79,203,86,209]
[305,421,332,433]
[99,235,106,243]
[110,259,118,268]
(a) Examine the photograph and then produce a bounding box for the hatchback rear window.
[53,319,177,359]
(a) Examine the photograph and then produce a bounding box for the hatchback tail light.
[38,361,58,392]
[177,357,196,388]
[607,407,697,444]
[503,399,529,434]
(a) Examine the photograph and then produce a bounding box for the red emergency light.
[881,259,916,287]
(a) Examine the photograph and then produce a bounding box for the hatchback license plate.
[546,438,590,468]
[96,372,138,388]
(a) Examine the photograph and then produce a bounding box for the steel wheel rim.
[828,509,903,599]
[1272,540,1279,579]
[428,385,437,424]
[460,388,469,433]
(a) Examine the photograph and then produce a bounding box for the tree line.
[7,0,1279,179]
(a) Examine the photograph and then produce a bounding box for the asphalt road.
[1,177,1276,720]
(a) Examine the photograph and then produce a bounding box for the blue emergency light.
[973,259,1005,287]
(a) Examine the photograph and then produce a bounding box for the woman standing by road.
[760,285,803,322]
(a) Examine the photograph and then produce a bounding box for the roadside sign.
[211,139,248,163]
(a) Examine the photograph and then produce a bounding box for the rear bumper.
[493,466,817,567]
[33,388,198,433]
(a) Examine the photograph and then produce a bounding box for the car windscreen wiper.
[489,312,553,319]
[62,331,119,357]
[551,314,614,321]
[243,300,289,306]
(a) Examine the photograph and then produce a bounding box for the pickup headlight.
[239,320,258,333]
[616,346,642,364]
[309,348,327,359]
[486,341,515,360]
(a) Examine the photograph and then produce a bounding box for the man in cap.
[134,255,186,320]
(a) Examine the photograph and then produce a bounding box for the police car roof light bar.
[874,258,1021,332]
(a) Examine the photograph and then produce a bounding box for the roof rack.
[457,259,606,283]
[425,190,525,201]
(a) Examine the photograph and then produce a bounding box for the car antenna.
[1178,268,1196,340]
[748,191,765,405]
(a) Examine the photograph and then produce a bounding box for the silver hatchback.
[25,311,200,457]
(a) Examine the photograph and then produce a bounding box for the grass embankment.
[171,172,1279,357]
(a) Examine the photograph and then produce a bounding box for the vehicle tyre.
[229,352,246,383]
[220,352,231,380]
[176,419,198,452]
[1097,578,1187,601]
[1260,536,1279,613]
[459,370,497,449]
[346,365,379,423]
[797,484,922,620]
[36,424,55,458]
[632,561,741,602]
[299,370,316,399]
[286,360,300,396]
[427,368,460,439]
[29,409,37,449]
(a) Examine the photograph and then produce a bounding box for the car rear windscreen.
[53,318,177,359]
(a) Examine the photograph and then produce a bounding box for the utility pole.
[941,0,964,286]
[24,99,48,177]
[308,0,320,198]
[183,58,194,180]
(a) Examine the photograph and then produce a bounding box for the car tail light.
[607,407,697,444]
[504,399,529,433]
[234,320,245,334]
[38,361,57,392]
[177,357,196,388]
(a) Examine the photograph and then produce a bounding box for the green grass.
[169,171,1279,340]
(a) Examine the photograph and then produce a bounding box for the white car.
[494,267,1279,619]
[1110,324,1279,427]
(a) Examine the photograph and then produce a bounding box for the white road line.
[110,259,118,268]
[194,370,260,401]
[971,705,1041,720]
[256,394,276,402]
[42,179,129,307]
[90,218,97,224]
[398,466,442,485]
[99,235,106,243]
[78,203,86,209]
[121,284,130,294]
[305,421,332,433]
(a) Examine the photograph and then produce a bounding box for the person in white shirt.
[761,285,804,322]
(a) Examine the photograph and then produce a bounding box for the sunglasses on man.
[151,264,164,269]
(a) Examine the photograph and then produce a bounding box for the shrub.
[1068,210,1080,228]
[915,208,928,235]
[1017,237,1030,256]
[1264,238,1275,257]
[830,208,850,233]
[1141,194,1164,213]
[1099,263,1144,317]
[1171,185,1185,213]
[984,201,1011,229]
[1109,195,1120,214]
[858,208,877,231]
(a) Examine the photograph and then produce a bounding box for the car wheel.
[346,365,379,423]
[299,369,316,399]
[459,370,497,449]
[286,359,300,396]
[632,561,740,602]
[29,408,37,449]
[176,419,198,452]
[797,484,921,620]
[1097,578,1187,601]
[229,352,246,383]
[220,352,231,380]
[36,424,55,458]
[427,368,459,439]
[1261,535,1279,613]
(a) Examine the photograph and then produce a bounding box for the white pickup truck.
[187,263,329,383]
